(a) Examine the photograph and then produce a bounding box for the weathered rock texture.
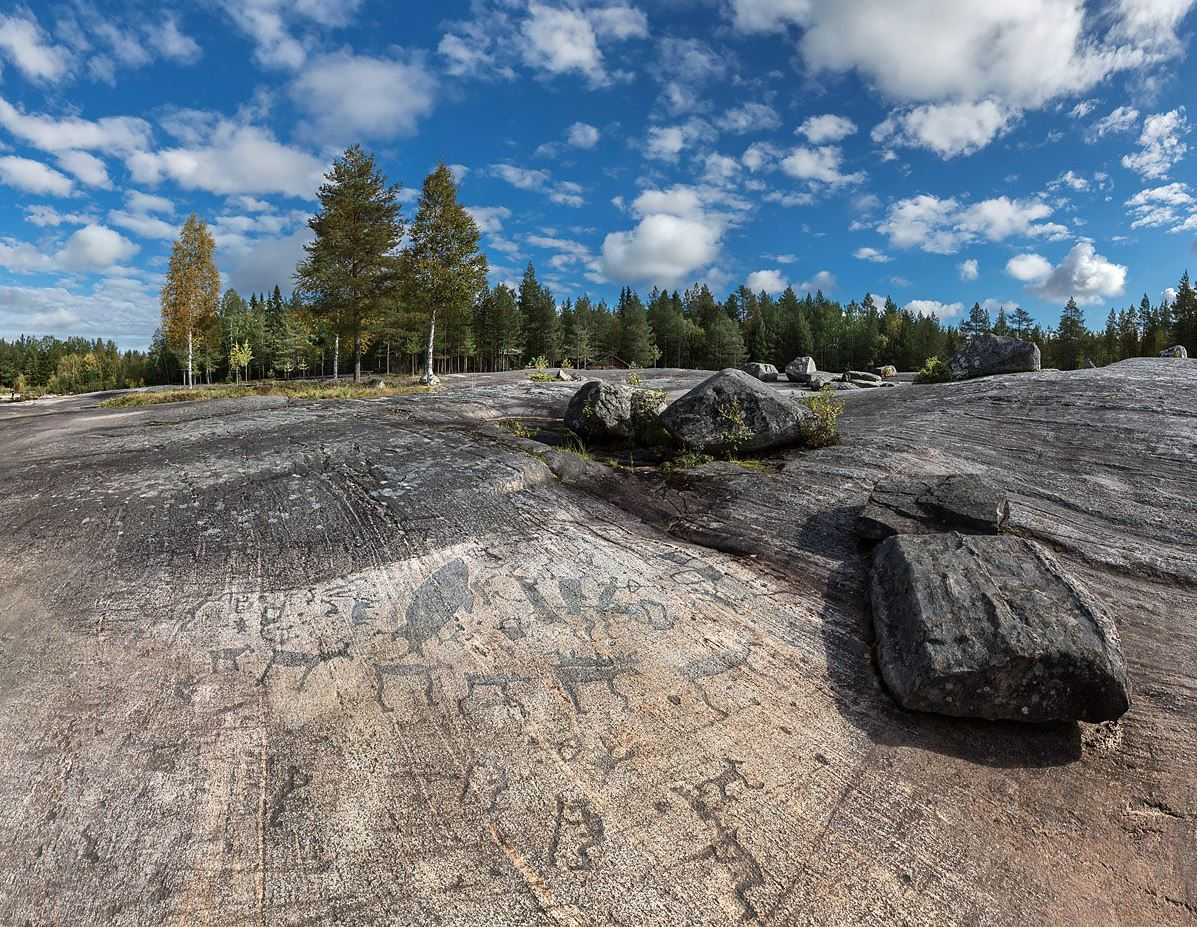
[858,473,1010,540]
[742,362,779,382]
[1160,345,1188,359]
[0,358,1194,927]
[785,356,816,382]
[564,379,634,440]
[949,333,1042,380]
[871,533,1132,723]
[660,367,813,453]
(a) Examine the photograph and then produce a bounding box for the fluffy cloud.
[958,258,979,280]
[223,227,313,296]
[1121,108,1189,180]
[490,164,585,206]
[1090,105,1139,137]
[718,103,781,134]
[745,269,787,293]
[797,114,857,144]
[218,0,362,70]
[56,151,111,189]
[905,299,964,319]
[149,16,203,64]
[567,121,600,148]
[290,51,437,140]
[1005,241,1127,304]
[798,270,836,293]
[654,37,726,114]
[465,206,512,235]
[0,12,72,82]
[1125,182,1195,230]
[108,211,178,240]
[0,224,139,275]
[601,185,729,284]
[872,100,1017,158]
[879,194,1066,254]
[0,156,74,196]
[854,247,891,263]
[127,121,327,197]
[0,97,151,154]
[24,205,95,227]
[0,278,158,343]
[779,146,864,187]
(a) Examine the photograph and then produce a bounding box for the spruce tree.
[1171,271,1197,352]
[960,302,992,338]
[401,164,488,384]
[616,287,658,367]
[296,145,404,381]
[1056,297,1086,370]
[161,214,219,388]
[1010,306,1034,339]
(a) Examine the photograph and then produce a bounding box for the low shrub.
[801,386,844,448]
[914,355,952,384]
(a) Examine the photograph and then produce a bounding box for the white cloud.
[1125,182,1196,229]
[567,121,600,148]
[0,278,158,343]
[0,97,151,154]
[1161,286,1177,306]
[148,15,202,64]
[1005,241,1127,304]
[741,141,779,172]
[780,146,864,186]
[217,0,362,71]
[55,151,110,189]
[872,100,1017,158]
[797,114,857,144]
[905,299,964,319]
[58,225,139,271]
[654,37,726,114]
[854,247,891,263]
[126,191,175,215]
[718,102,781,134]
[224,227,313,296]
[797,270,836,293]
[600,184,730,285]
[746,269,787,293]
[1069,99,1098,119]
[521,2,646,85]
[879,194,1065,254]
[1049,169,1090,192]
[958,257,979,280]
[490,163,585,206]
[1121,108,1189,179]
[0,156,74,196]
[108,210,178,240]
[127,120,327,197]
[465,206,511,235]
[644,120,715,161]
[290,51,437,140]
[0,12,72,82]
[23,205,94,227]
[1091,105,1139,137]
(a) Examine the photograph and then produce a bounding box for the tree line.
[3,142,1195,396]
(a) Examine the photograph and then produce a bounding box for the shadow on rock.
[801,510,1083,769]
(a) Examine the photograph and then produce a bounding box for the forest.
[2,143,1195,397]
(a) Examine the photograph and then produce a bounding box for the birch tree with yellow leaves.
[161,214,220,388]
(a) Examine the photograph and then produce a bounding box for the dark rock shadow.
[798,506,1082,769]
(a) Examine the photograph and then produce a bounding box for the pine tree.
[616,287,658,367]
[1056,297,1086,370]
[401,163,487,384]
[1171,271,1197,352]
[161,214,219,388]
[1010,306,1033,339]
[960,302,992,338]
[518,263,561,363]
[295,145,404,382]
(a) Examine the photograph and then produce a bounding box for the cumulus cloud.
[905,299,964,319]
[1121,108,1189,180]
[55,151,110,189]
[0,223,139,275]
[567,121,600,148]
[217,0,362,71]
[0,278,158,343]
[0,97,151,154]
[0,11,72,82]
[23,205,94,227]
[0,156,74,197]
[797,270,836,293]
[1125,182,1195,230]
[797,114,857,144]
[872,100,1017,158]
[1005,241,1127,304]
[959,258,979,280]
[718,102,781,134]
[465,206,512,235]
[879,194,1066,254]
[290,51,437,140]
[854,247,891,263]
[746,269,787,293]
[1090,105,1139,137]
[780,146,864,187]
[127,120,327,197]
[653,37,726,114]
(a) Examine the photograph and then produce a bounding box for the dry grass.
[100,379,431,408]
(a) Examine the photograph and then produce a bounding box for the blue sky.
[0,0,1195,348]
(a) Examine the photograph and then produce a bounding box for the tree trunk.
[386,342,391,376]
[187,329,193,389]
[333,333,340,381]
[354,329,361,383]
[421,309,439,385]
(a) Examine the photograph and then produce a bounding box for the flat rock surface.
[0,360,1194,926]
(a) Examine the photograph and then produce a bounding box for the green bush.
[914,355,952,384]
[626,370,643,386]
[801,386,844,448]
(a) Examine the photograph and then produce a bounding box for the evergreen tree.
[161,213,219,388]
[1056,297,1086,370]
[960,302,992,338]
[616,287,659,367]
[401,163,488,384]
[993,306,1011,336]
[1171,271,1197,352]
[1010,306,1034,339]
[295,145,404,381]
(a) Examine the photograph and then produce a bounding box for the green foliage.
[625,370,643,386]
[914,355,952,384]
[499,419,535,439]
[800,387,844,448]
[100,379,431,408]
[717,398,752,457]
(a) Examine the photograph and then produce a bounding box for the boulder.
[659,368,813,454]
[564,380,635,441]
[948,334,1041,381]
[844,370,882,383]
[858,474,1010,541]
[848,379,882,389]
[808,372,838,390]
[785,356,817,383]
[829,381,860,391]
[742,362,780,382]
[874,365,898,379]
[1160,345,1188,359]
[870,533,1131,723]
[555,368,576,381]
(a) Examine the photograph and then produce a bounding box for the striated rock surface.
[871,533,1131,723]
[949,333,1041,380]
[858,473,1010,540]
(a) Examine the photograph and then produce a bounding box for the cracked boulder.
[659,368,813,455]
[742,362,779,382]
[785,356,816,383]
[564,380,635,441]
[858,474,1010,541]
[871,533,1132,723]
[948,334,1041,380]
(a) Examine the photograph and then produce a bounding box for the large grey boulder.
[785,356,817,383]
[1160,345,1188,359]
[564,380,635,441]
[948,334,1041,380]
[808,372,838,390]
[859,474,1010,541]
[742,362,779,382]
[871,533,1131,723]
[660,368,813,454]
[844,370,882,383]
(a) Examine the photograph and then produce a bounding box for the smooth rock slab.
[742,362,779,382]
[949,334,1041,380]
[564,380,635,441]
[859,474,1010,541]
[871,533,1132,723]
[660,368,813,454]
